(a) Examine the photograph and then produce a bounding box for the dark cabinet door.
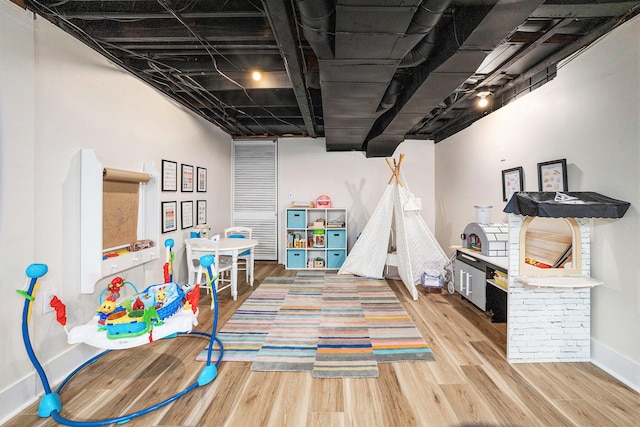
[486,283,507,323]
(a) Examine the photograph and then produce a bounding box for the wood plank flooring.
[7,262,639,426]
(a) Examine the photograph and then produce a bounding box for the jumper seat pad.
[68,282,198,350]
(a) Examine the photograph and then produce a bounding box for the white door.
[232,140,278,260]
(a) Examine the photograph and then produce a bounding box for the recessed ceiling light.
[252,71,262,81]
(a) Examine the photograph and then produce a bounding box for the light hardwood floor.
[7,262,639,426]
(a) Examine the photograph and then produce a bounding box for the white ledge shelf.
[487,279,508,291]
[515,275,603,288]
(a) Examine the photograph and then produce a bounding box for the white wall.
[0,2,232,422]
[277,138,436,263]
[435,15,640,390]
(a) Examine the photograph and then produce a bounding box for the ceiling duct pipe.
[295,0,335,60]
[399,31,437,68]
[376,1,450,113]
[377,77,404,112]
[400,0,450,67]
[407,0,451,35]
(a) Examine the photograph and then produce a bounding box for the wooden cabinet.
[285,208,347,270]
[455,249,508,323]
[455,254,487,311]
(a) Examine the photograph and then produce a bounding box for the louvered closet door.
[232,140,277,260]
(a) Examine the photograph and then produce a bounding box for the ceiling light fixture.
[477,91,491,108]
[252,71,262,81]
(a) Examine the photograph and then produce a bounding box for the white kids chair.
[185,237,232,296]
[223,226,253,282]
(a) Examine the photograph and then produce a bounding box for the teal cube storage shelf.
[327,230,346,248]
[287,250,306,268]
[287,210,306,228]
[285,207,347,270]
[327,250,346,269]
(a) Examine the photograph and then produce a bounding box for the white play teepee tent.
[338,154,449,300]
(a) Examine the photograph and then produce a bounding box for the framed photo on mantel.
[537,159,567,192]
[502,166,524,202]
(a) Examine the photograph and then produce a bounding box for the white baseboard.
[0,374,38,426]
[591,337,640,394]
[0,345,100,425]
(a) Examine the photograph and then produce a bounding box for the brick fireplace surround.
[503,191,629,363]
[507,214,592,362]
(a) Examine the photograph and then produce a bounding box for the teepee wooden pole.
[396,155,404,187]
[386,156,404,186]
[386,158,395,184]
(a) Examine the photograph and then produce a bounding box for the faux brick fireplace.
[503,192,629,363]
[507,214,592,362]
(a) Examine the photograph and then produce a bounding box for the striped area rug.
[196,274,434,378]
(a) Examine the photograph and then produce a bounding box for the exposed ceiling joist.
[17,0,640,155]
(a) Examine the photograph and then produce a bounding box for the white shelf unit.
[79,149,160,294]
[285,207,347,270]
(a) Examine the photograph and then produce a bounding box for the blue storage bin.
[287,250,306,268]
[287,210,306,228]
[327,250,346,269]
[327,229,346,248]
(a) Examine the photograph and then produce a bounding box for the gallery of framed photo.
[197,200,207,225]
[197,167,207,192]
[181,200,194,229]
[537,158,567,192]
[502,166,523,201]
[181,164,194,192]
[161,160,177,192]
[161,201,177,233]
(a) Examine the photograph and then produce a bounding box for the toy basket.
[316,195,332,208]
[420,269,444,294]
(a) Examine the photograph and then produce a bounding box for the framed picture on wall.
[502,166,523,201]
[181,164,194,192]
[537,159,567,192]
[181,200,194,229]
[161,160,177,192]
[197,200,207,225]
[197,167,207,192]
[161,201,177,233]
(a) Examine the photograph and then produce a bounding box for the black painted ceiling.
[17,0,640,157]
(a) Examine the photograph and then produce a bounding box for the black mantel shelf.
[504,192,630,218]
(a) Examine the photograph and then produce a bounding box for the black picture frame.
[197,200,207,225]
[502,166,524,201]
[197,167,207,192]
[161,160,177,192]
[181,200,194,229]
[181,164,194,192]
[161,201,177,233]
[537,159,568,192]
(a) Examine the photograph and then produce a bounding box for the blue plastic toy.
[17,240,224,425]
